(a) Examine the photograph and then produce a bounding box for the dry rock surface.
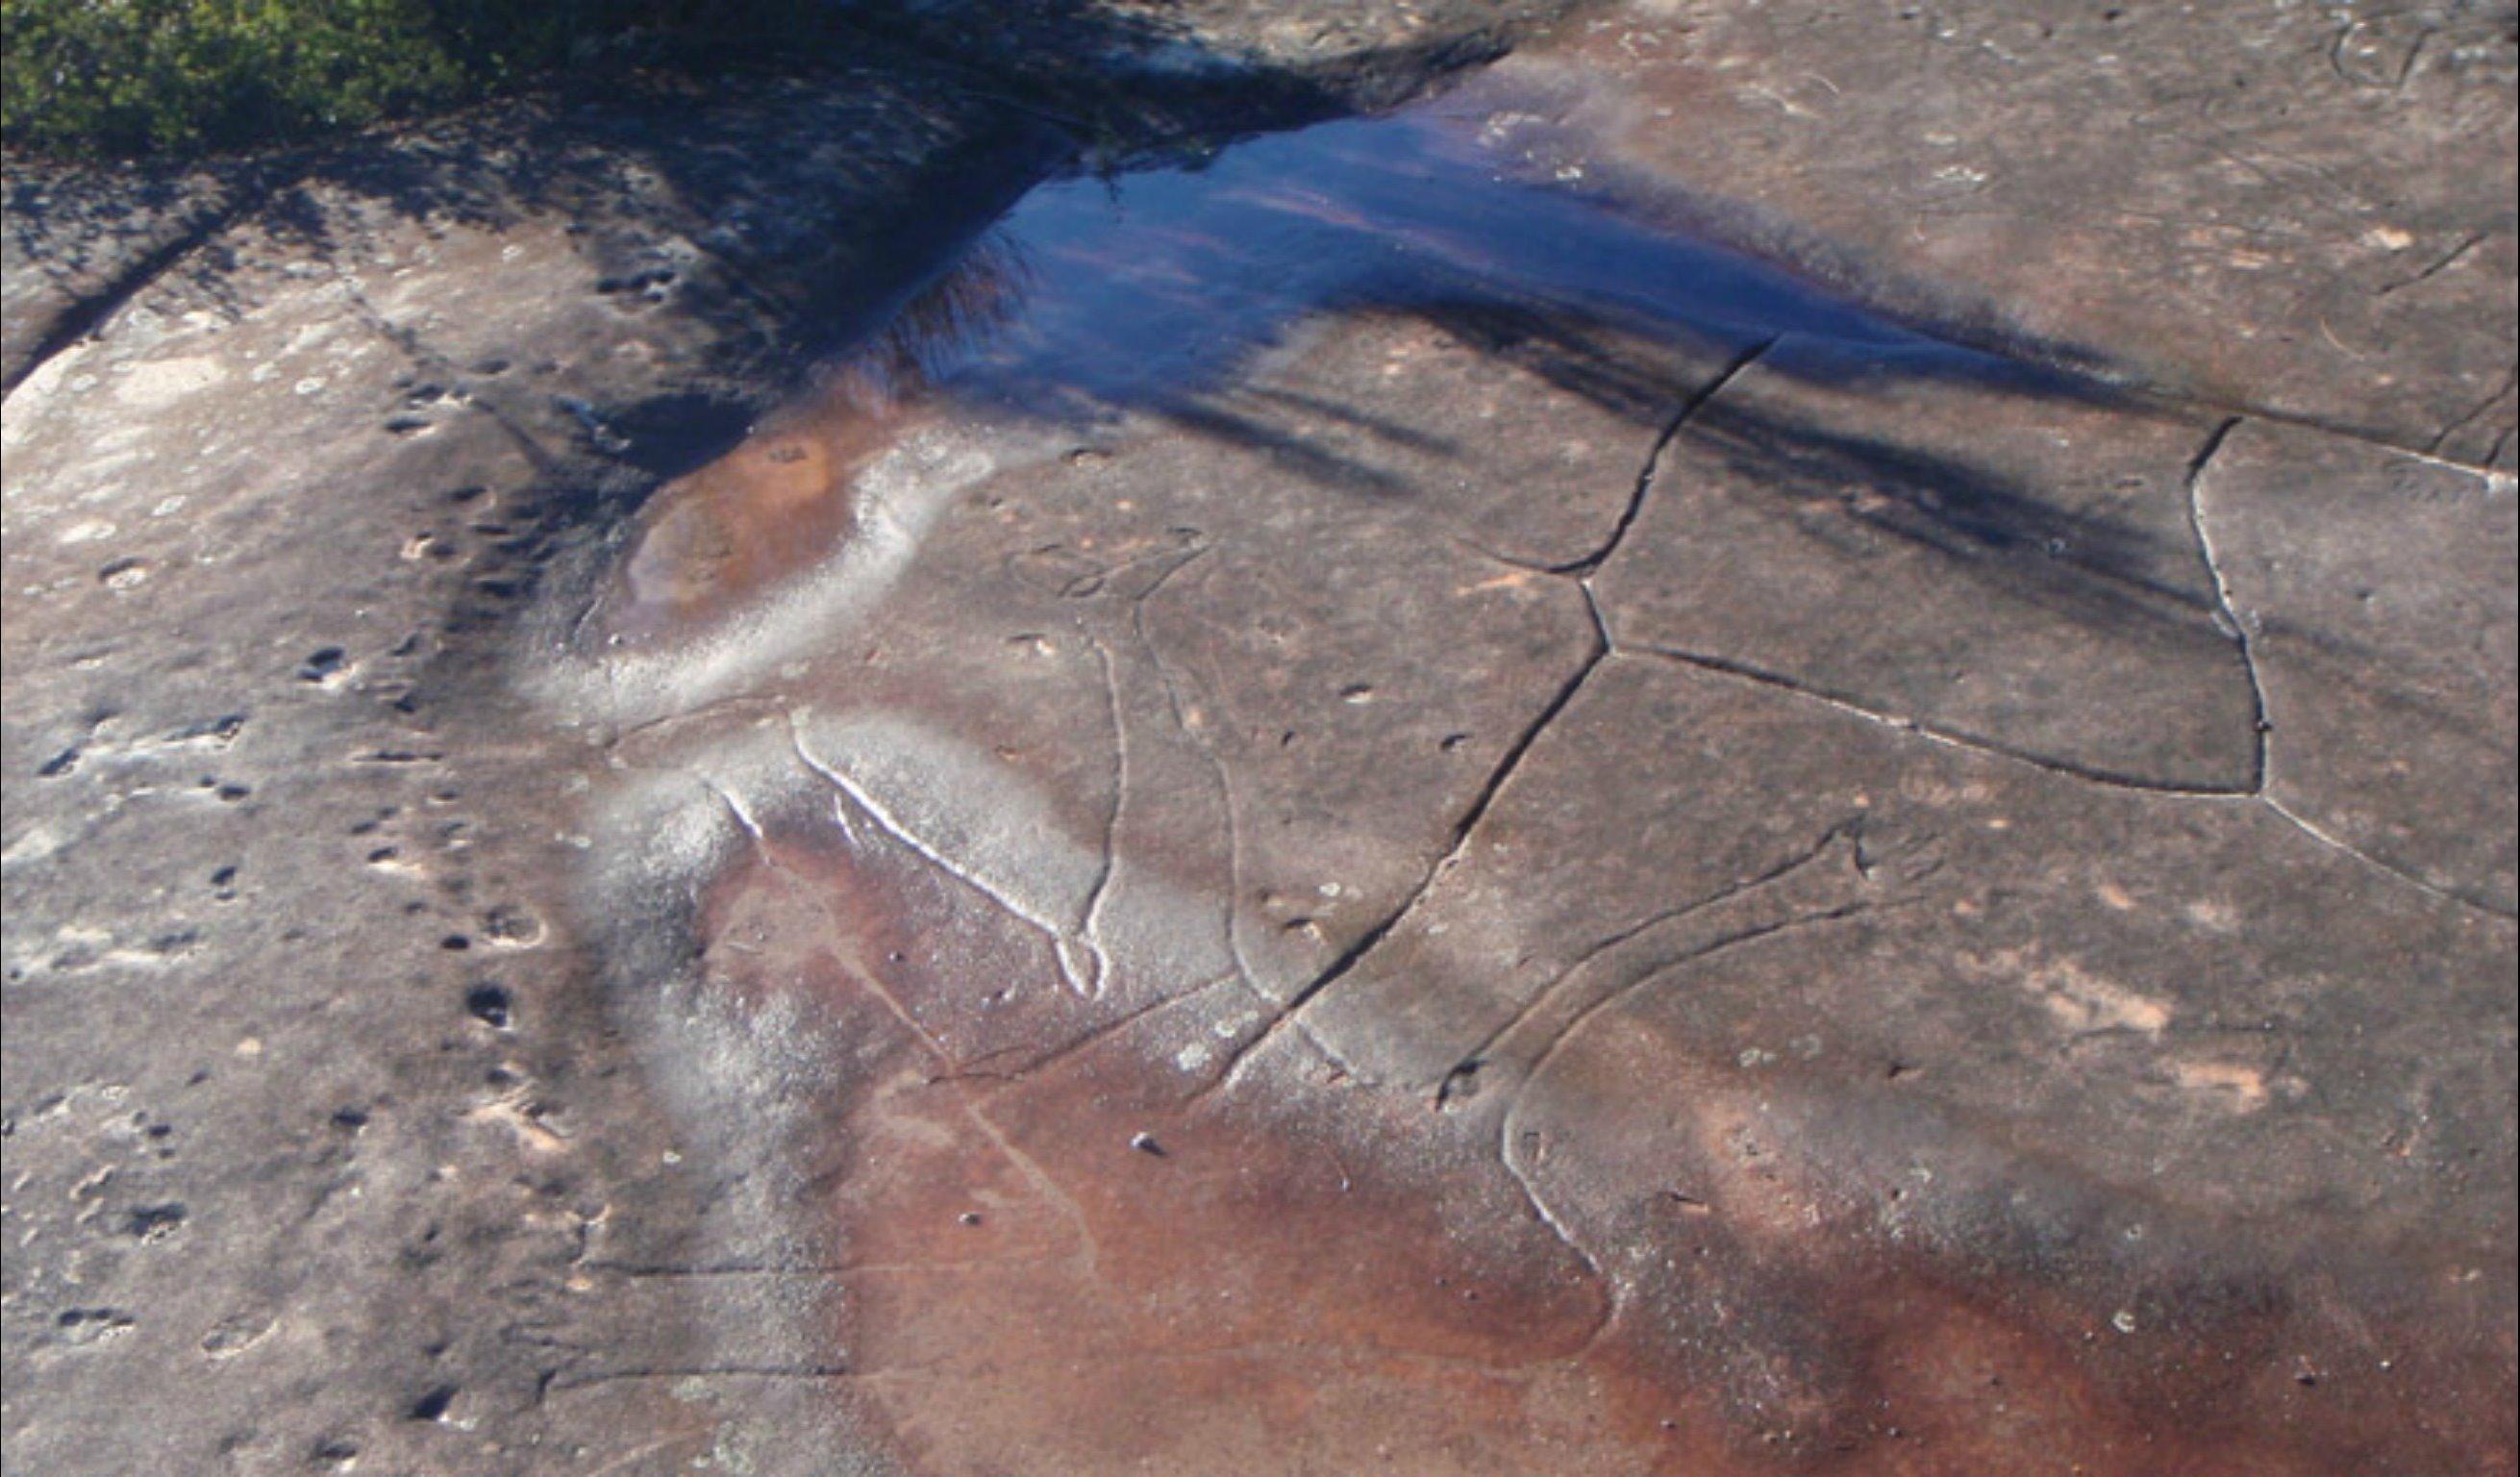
[4,4,2514,1475]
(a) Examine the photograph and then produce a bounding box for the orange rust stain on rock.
[1516,984,2519,1476]
[610,387,925,641]
[678,809,2516,1475]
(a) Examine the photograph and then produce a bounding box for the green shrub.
[0,0,823,158]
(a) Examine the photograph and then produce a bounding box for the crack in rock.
[786,710,1109,997]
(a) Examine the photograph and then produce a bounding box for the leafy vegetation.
[1,0,827,159]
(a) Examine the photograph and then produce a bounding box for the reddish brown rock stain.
[674,814,2516,1476]
[610,378,931,644]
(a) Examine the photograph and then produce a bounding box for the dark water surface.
[601,83,1966,645]
[836,85,1920,416]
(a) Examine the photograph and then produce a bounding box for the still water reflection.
[848,88,1915,414]
[599,83,1938,654]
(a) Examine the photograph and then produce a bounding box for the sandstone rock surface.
[6,7,2513,1474]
